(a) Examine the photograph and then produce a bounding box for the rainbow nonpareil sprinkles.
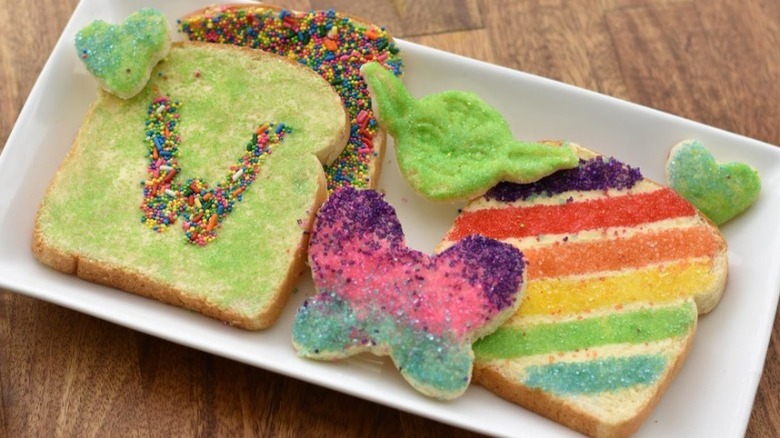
[140,96,291,245]
[179,6,403,191]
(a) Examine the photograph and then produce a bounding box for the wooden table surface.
[2,0,780,436]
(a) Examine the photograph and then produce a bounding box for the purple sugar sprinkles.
[486,156,643,202]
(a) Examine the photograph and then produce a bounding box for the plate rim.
[2,1,780,437]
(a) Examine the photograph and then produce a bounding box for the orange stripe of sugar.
[509,259,716,319]
[525,225,722,279]
[446,188,695,241]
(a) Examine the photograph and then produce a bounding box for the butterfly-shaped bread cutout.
[292,187,527,400]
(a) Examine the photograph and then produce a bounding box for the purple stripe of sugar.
[440,235,525,311]
[312,187,403,248]
[485,156,643,203]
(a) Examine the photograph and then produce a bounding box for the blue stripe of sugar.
[523,354,667,395]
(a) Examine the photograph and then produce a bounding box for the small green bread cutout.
[361,62,579,201]
[76,8,171,99]
[666,139,761,225]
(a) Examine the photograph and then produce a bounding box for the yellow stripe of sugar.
[510,259,717,320]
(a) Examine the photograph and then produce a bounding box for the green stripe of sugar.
[473,301,696,360]
[524,354,668,395]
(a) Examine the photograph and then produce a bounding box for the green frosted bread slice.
[34,42,349,329]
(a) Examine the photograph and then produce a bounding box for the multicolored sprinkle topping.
[179,6,403,191]
[140,96,290,245]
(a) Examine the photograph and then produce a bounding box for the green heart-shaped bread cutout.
[666,139,760,225]
[76,8,170,99]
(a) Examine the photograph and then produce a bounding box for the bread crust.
[474,320,697,438]
[32,170,328,330]
[367,128,387,189]
[32,42,349,330]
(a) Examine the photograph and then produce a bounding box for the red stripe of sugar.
[446,187,696,241]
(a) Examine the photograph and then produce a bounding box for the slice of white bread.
[179,4,404,191]
[33,42,349,329]
[438,142,727,437]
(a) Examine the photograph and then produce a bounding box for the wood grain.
[1,0,779,436]
[311,0,482,37]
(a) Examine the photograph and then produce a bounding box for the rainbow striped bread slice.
[439,142,727,437]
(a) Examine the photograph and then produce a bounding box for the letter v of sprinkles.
[139,96,291,245]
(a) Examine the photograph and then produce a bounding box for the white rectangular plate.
[2,1,779,436]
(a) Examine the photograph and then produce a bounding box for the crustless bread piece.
[33,42,349,329]
[439,143,728,437]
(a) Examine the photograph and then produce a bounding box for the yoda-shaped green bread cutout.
[360,62,579,201]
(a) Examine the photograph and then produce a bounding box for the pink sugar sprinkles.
[140,96,290,245]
